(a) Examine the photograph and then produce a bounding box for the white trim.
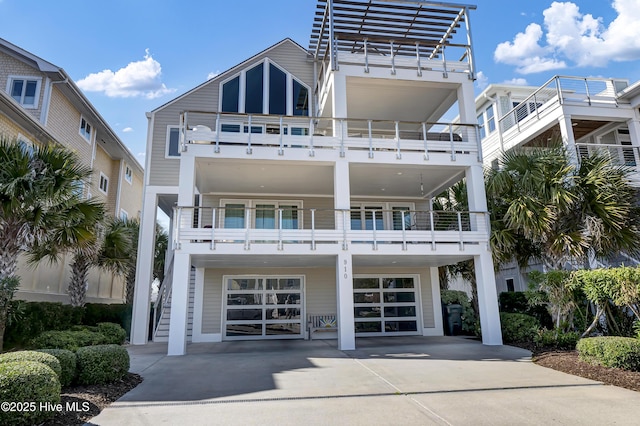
[165,125,181,159]
[428,267,444,336]
[191,267,206,342]
[79,115,93,143]
[124,164,133,184]
[6,75,42,109]
[40,77,51,124]
[115,159,124,215]
[144,113,155,186]
[120,209,129,221]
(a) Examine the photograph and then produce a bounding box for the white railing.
[498,76,628,148]
[172,206,490,251]
[180,111,481,161]
[153,255,174,340]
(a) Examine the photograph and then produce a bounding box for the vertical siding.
[202,269,223,334]
[148,40,313,187]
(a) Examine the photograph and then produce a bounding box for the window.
[166,126,181,157]
[17,134,34,156]
[506,278,515,292]
[477,113,486,140]
[99,173,109,194]
[79,117,92,142]
[124,165,133,184]
[486,104,496,132]
[120,209,129,221]
[477,104,496,140]
[8,76,40,108]
[220,59,310,116]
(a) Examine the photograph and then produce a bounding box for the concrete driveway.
[88,337,640,425]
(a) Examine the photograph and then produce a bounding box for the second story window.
[166,126,181,157]
[124,165,133,184]
[99,173,109,194]
[80,117,92,142]
[8,76,40,108]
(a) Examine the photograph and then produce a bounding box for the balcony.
[172,206,490,251]
[180,111,481,161]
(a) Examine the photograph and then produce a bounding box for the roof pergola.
[309,0,477,62]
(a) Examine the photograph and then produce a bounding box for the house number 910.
[344,259,348,279]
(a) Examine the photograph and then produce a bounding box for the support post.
[336,252,355,350]
[167,252,191,356]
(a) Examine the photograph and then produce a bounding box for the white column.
[130,189,158,345]
[168,252,191,356]
[427,267,444,336]
[336,252,355,350]
[331,72,348,139]
[457,81,477,123]
[177,154,196,210]
[558,115,578,166]
[334,160,351,235]
[475,252,503,345]
[626,118,640,167]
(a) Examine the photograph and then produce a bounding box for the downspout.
[40,77,52,125]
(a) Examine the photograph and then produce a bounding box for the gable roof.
[150,38,310,114]
[0,37,144,174]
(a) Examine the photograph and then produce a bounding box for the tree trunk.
[581,305,604,338]
[125,266,136,305]
[69,255,90,307]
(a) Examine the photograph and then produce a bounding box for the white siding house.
[131,0,502,355]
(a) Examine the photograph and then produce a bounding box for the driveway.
[88,337,640,425]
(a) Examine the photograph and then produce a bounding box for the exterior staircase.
[153,266,196,342]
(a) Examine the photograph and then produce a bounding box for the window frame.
[124,165,133,184]
[7,75,41,108]
[165,125,181,158]
[98,172,109,195]
[120,209,129,221]
[79,116,93,143]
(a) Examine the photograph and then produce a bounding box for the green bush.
[500,312,540,343]
[4,301,84,348]
[76,344,130,385]
[37,349,76,387]
[83,303,132,335]
[0,350,62,381]
[441,290,477,334]
[30,329,108,351]
[97,322,127,345]
[534,328,580,350]
[577,336,640,371]
[0,361,61,425]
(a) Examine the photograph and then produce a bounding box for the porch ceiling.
[345,77,457,123]
[522,119,617,147]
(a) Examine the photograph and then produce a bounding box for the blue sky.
[2,0,640,166]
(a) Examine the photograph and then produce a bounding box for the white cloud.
[494,1,640,73]
[122,127,133,133]
[475,71,489,90]
[207,71,220,80]
[77,49,175,99]
[136,152,146,167]
[501,78,529,86]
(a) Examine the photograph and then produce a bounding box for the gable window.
[166,126,181,157]
[124,165,133,184]
[99,173,109,194]
[220,59,310,116]
[8,76,40,108]
[80,117,92,142]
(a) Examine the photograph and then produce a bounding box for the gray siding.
[202,269,223,334]
[148,40,313,187]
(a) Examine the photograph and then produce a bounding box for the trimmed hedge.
[534,328,580,350]
[498,291,553,329]
[0,361,61,425]
[4,301,84,347]
[0,351,62,381]
[30,329,109,351]
[37,349,76,387]
[500,312,540,343]
[97,322,127,345]
[84,303,132,335]
[76,344,130,385]
[577,336,640,372]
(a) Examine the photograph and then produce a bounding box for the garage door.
[353,276,420,336]
[224,276,304,340]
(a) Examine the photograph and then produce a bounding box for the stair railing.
[153,255,174,340]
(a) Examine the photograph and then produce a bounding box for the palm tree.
[153,223,169,285]
[0,138,93,348]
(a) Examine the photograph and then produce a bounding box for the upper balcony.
[179,110,481,163]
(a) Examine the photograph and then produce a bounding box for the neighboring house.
[0,37,144,303]
[470,76,640,293]
[131,0,502,355]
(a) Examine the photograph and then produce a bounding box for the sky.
[2,0,640,167]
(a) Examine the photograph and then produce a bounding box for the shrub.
[97,322,127,345]
[534,328,580,350]
[76,344,130,385]
[30,329,108,351]
[577,336,640,372]
[0,361,61,425]
[3,301,84,348]
[500,312,540,343]
[0,350,62,380]
[37,349,76,387]
[83,303,132,335]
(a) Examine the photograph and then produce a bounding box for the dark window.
[222,76,240,112]
[269,64,286,115]
[245,63,264,114]
[167,127,180,157]
[506,278,515,292]
[292,80,309,116]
